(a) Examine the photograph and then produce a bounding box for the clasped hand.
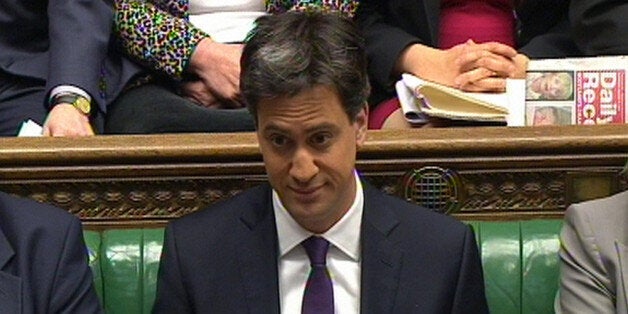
[453,40,528,92]
[400,40,528,93]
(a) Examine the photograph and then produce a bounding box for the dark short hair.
[241,10,370,124]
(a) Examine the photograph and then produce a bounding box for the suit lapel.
[0,224,21,313]
[360,183,403,314]
[236,185,280,314]
[615,240,628,312]
[423,0,441,44]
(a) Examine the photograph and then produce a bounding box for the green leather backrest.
[84,220,562,314]
[86,229,165,314]
[468,220,563,314]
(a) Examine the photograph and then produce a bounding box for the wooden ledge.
[0,124,626,166]
[0,124,627,226]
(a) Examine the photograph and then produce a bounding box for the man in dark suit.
[0,0,138,136]
[355,0,582,108]
[570,0,628,55]
[153,11,488,313]
[0,191,102,313]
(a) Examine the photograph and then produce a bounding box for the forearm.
[114,0,206,79]
[395,43,442,81]
[355,0,423,89]
[47,0,112,101]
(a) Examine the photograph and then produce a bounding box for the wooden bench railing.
[1,124,627,227]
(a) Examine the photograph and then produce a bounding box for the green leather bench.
[84,219,563,314]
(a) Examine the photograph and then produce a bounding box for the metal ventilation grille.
[402,167,461,214]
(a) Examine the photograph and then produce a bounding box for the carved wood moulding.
[0,125,626,226]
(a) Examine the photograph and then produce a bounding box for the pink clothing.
[369,97,401,129]
[369,0,517,129]
[438,0,516,49]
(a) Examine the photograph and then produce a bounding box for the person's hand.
[397,40,526,93]
[179,80,245,109]
[186,38,243,108]
[453,41,529,92]
[42,104,94,136]
[396,42,466,88]
[179,80,221,109]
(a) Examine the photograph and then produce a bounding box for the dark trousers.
[105,83,255,134]
[0,71,48,136]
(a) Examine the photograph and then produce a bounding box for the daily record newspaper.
[525,56,627,126]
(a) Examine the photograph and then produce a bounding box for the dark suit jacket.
[0,192,102,313]
[153,181,488,313]
[569,0,628,55]
[0,0,141,131]
[355,0,582,104]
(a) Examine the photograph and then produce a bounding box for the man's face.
[532,73,564,99]
[256,85,367,233]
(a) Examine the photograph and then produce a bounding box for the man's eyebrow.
[305,123,339,134]
[260,123,288,134]
[261,122,340,135]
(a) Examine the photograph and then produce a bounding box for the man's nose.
[289,148,318,183]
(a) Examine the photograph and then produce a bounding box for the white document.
[17,119,43,137]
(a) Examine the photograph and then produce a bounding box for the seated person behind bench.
[152,11,488,313]
[556,167,628,313]
[356,0,581,129]
[0,191,101,313]
[0,0,112,136]
[106,0,358,134]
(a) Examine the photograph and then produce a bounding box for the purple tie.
[301,236,334,314]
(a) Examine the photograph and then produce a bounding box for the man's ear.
[355,104,368,146]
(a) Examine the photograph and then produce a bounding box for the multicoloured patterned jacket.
[114,0,358,80]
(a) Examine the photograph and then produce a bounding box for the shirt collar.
[274,171,363,261]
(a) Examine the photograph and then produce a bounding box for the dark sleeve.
[50,217,103,313]
[517,0,580,58]
[451,225,489,314]
[569,0,628,55]
[354,0,423,90]
[519,19,580,58]
[152,223,193,313]
[46,0,113,108]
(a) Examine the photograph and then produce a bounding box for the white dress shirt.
[188,0,266,43]
[274,171,363,314]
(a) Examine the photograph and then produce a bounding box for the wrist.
[395,43,440,78]
[50,93,92,115]
[188,37,214,75]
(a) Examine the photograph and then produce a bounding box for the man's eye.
[310,133,332,146]
[269,135,288,147]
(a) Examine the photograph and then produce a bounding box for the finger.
[459,77,507,93]
[454,67,497,88]
[474,55,517,77]
[457,50,515,74]
[42,125,51,136]
[82,121,95,136]
[471,41,518,58]
[179,81,203,96]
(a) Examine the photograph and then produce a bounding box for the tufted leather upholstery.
[84,220,562,314]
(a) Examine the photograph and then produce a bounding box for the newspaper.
[525,56,627,126]
[397,73,526,126]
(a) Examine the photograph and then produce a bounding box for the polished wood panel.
[1,124,627,227]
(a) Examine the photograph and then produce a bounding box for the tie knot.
[302,236,329,266]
